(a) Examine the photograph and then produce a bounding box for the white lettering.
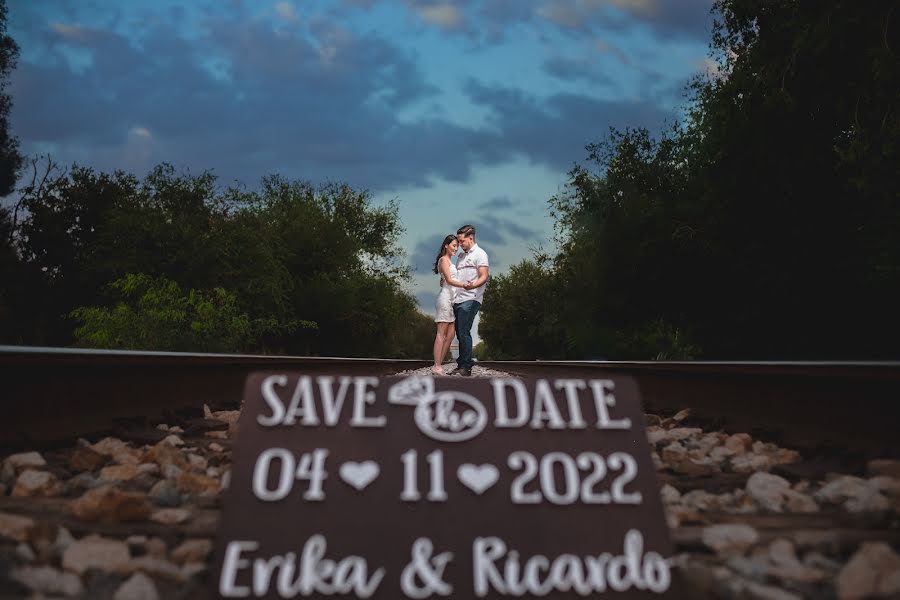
[219,540,257,597]
[529,380,566,429]
[221,535,384,597]
[554,379,588,428]
[470,531,669,596]
[491,378,529,428]
[350,377,386,427]
[318,376,353,426]
[257,376,288,427]
[588,380,632,430]
[284,376,319,426]
[473,537,508,596]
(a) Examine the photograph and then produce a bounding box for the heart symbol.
[339,461,380,491]
[457,463,499,495]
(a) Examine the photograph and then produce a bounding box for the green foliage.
[478,258,567,359]
[472,341,491,361]
[482,0,899,360]
[5,162,431,358]
[70,274,309,353]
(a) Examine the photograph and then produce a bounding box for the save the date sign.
[212,373,674,598]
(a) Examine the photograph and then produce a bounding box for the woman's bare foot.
[431,366,445,376]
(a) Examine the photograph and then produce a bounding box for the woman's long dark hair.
[432,234,456,274]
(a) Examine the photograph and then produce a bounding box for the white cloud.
[130,126,152,138]
[416,4,464,30]
[274,2,299,23]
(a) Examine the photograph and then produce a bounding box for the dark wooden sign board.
[212,373,677,598]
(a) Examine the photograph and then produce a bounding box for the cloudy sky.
[8,0,716,341]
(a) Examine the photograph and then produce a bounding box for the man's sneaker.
[460,368,472,377]
[449,367,464,375]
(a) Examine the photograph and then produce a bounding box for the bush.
[71,273,311,353]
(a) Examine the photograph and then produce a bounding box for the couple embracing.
[431,224,489,377]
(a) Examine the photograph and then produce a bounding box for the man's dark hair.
[457,224,476,237]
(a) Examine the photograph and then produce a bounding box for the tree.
[0,0,21,195]
[71,273,308,353]
[8,161,432,358]
[478,257,568,359]
[482,0,899,360]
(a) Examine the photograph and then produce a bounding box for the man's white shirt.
[454,243,489,304]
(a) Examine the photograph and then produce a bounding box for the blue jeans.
[453,300,481,370]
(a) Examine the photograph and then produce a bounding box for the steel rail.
[0,346,433,449]
[479,359,900,457]
[2,346,899,456]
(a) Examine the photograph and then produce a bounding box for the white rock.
[746,472,791,512]
[62,534,131,575]
[724,433,752,454]
[836,542,900,599]
[187,453,207,471]
[138,463,160,475]
[681,490,721,511]
[647,427,667,445]
[182,562,207,579]
[731,453,773,474]
[3,451,47,472]
[12,468,64,497]
[701,524,759,555]
[208,443,225,453]
[767,539,827,583]
[12,565,83,597]
[659,484,681,504]
[665,505,700,528]
[815,476,890,513]
[672,408,691,422]
[691,433,723,457]
[667,427,703,442]
[162,434,184,447]
[170,539,212,564]
[114,572,159,600]
[150,508,190,525]
[91,437,129,456]
[710,446,734,462]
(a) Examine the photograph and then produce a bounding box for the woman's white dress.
[435,263,457,323]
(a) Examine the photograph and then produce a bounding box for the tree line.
[1,162,434,356]
[479,0,899,360]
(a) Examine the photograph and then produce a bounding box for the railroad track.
[0,346,898,598]
[3,346,899,455]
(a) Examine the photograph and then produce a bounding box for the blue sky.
[8,0,716,342]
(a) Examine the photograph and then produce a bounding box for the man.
[452,224,489,376]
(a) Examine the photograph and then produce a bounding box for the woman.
[432,234,468,375]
